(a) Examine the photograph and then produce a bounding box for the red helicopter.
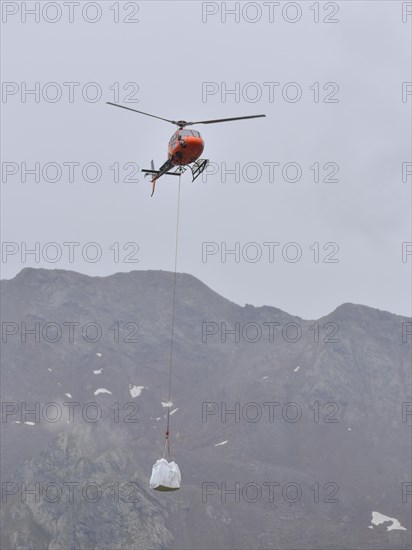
[107,102,266,196]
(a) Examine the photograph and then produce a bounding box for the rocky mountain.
[1,268,411,549]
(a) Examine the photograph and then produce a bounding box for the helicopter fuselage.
[106,101,265,195]
[168,129,204,166]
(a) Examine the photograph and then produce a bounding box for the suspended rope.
[162,175,182,460]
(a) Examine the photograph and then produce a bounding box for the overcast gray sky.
[1,0,411,319]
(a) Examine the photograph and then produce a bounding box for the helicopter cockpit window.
[179,130,200,137]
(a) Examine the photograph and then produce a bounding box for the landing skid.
[190,158,209,182]
[141,158,209,195]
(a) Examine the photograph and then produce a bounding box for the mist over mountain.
[1,268,411,549]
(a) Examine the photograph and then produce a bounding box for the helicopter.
[106,102,266,196]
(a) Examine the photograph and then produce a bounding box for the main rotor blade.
[106,102,176,125]
[187,114,266,125]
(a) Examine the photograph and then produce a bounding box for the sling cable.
[149,178,182,491]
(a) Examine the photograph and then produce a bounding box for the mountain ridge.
[2,266,409,322]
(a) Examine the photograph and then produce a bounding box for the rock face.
[1,268,411,549]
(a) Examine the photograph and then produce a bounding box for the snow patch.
[129,385,144,398]
[347,427,352,431]
[24,422,35,426]
[156,417,161,421]
[170,408,179,416]
[261,376,268,380]
[94,388,112,396]
[161,401,173,408]
[214,440,228,447]
[65,393,72,399]
[47,368,52,372]
[93,369,102,375]
[293,366,300,372]
[370,511,406,531]
[96,352,103,357]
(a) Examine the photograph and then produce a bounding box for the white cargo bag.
[150,458,181,491]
